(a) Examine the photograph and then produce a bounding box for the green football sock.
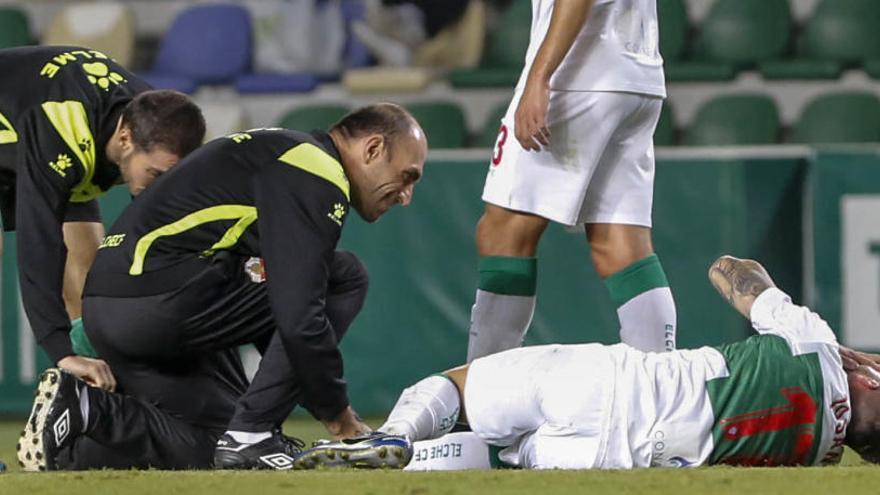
[467,256,538,362]
[604,254,677,352]
[69,318,99,358]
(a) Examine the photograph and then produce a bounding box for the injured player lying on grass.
[297,256,880,470]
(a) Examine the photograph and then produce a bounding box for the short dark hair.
[329,102,420,157]
[848,427,880,464]
[120,90,206,157]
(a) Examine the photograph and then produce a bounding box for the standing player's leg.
[467,205,546,362]
[580,94,676,352]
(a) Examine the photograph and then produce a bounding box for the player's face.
[351,130,426,222]
[118,147,180,196]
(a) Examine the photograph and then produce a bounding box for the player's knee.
[476,207,546,257]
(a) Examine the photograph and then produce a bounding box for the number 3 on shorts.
[0,111,18,144]
[492,124,508,166]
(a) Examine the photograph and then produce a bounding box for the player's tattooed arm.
[708,255,776,319]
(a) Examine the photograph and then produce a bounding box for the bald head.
[330,102,426,157]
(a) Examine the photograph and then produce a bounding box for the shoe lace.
[279,434,306,455]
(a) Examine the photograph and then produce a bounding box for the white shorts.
[482,91,662,226]
[465,344,615,469]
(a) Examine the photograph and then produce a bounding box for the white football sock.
[226,430,272,445]
[380,375,460,441]
[618,287,677,352]
[467,290,536,362]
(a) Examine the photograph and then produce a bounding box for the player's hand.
[322,406,372,440]
[57,355,117,392]
[514,79,551,152]
[839,347,880,388]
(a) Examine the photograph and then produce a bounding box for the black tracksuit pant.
[61,250,368,469]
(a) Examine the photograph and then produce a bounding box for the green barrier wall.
[0,148,875,414]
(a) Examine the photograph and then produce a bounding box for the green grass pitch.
[0,418,878,495]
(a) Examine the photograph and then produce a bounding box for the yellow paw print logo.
[327,203,346,226]
[82,62,126,91]
[49,153,73,177]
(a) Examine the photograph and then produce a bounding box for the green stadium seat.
[865,60,880,80]
[654,102,676,146]
[761,0,880,80]
[684,94,780,146]
[406,102,468,149]
[473,102,508,148]
[276,104,350,132]
[0,7,31,48]
[449,0,530,88]
[666,0,789,82]
[791,92,880,144]
[693,0,791,66]
[658,0,689,63]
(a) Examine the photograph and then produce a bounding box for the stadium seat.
[683,94,780,146]
[668,0,789,82]
[197,100,248,142]
[43,2,135,67]
[341,0,372,68]
[276,104,350,132]
[761,0,880,80]
[791,92,880,144]
[658,0,689,63]
[0,7,31,48]
[473,102,508,148]
[654,102,676,147]
[235,74,318,94]
[147,5,252,91]
[448,0,530,88]
[406,102,467,149]
[694,0,791,66]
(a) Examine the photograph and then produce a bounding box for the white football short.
[464,344,615,469]
[483,90,663,227]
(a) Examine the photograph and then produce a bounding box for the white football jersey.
[600,289,850,468]
[516,0,666,97]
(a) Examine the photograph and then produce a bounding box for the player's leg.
[300,344,614,470]
[61,200,104,319]
[467,204,547,362]
[468,88,621,362]
[580,93,676,352]
[216,251,370,469]
[18,368,222,470]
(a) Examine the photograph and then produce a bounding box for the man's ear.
[363,134,386,165]
[114,116,133,152]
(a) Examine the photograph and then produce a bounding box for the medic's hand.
[57,355,117,392]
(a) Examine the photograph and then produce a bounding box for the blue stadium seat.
[147,5,252,91]
[235,73,319,94]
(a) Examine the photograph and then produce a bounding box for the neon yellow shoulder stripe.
[41,100,103,202]
[129,205,258,276]
[278,143,350,200]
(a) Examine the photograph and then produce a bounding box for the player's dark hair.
[329,102,421,158]
[848,427,880,464]
[120,90,206,157]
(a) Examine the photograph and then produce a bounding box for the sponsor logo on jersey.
[39,49,112,79]
[49,153,74,177]
[328,203,346,226]
[98,234,126,249]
